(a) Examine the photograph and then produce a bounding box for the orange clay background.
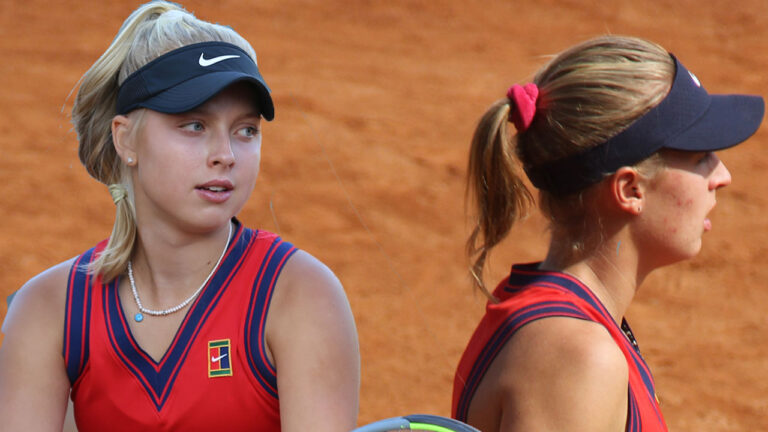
[0,0,767,430]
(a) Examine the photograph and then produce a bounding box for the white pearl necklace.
[128,222,233,323]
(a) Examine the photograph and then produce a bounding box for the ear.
[112,114,137,166]
[609,166,644,216]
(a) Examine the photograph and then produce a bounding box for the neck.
[541,230,647,323]
[129,219,233,306]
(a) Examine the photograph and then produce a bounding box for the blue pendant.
[134,313,144,322]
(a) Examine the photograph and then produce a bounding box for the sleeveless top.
[63,223,295,431]
[452,263,668,432]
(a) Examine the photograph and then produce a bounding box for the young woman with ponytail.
[0,2,359,431]
[452,36,764,432]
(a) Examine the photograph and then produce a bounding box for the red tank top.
[452,263,668,432]
[63,223,295,431]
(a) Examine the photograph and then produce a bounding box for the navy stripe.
[506,265,659,403]
[627,389,641,432]
[104,226,252,410]
[245,234,297,399]
[456,301,591,421]
[505,264,662,426]
[103,279,157,403]
[506,266,603,314]
[64,248,96,385]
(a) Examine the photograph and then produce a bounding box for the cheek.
[657,174,697,228]
[236,145,262,178]
[656,199,708,251]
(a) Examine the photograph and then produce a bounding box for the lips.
[197,179,233,190]
[200,185,228,192]
[196,179,233,203]
[703,201,716,232]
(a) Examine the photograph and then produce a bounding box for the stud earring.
[127,157,134,165]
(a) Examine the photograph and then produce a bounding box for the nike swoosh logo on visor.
[198,53,240,67]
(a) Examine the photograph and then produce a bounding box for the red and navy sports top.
[63,223,295,432]
[452,263,668,432]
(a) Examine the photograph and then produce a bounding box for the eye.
[236,126,260,138]
[180,121,204,132]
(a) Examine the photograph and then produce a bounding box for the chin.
[647,244,703,271]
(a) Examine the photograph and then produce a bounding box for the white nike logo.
[198,53,240,67]
[211,353,228,363]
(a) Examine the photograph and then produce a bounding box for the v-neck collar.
[102,224,253,410]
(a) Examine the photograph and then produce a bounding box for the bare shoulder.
[472,317,628,432]
[509,317,627,380]
[264,249,360,431]
[2,258,75,336]
[269,249,347,314]
[0,258,76,430]
[266,248,357,351]
[265,249,356,351]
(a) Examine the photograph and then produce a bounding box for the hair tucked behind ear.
[72,0,260,282]
[466,99,533,301]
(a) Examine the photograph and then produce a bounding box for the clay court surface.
[1,0,767,430]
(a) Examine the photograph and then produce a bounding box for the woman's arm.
[0,261,73,431]
[473,317,629,432]
[266,250,360,431]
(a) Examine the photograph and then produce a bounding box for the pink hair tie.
[506,83,539,132]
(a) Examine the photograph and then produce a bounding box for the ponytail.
[465,36,674,298]
[466,99,534,300]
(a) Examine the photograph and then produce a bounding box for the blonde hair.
[466,35,674,299]
[72,1,259,282]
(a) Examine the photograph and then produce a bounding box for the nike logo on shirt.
[211,353,228,363]
[198,53,240,67]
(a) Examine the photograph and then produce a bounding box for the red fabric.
[65,227,292,432]
[452,263,668,432]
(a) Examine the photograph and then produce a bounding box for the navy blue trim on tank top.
[505,264,658,397]
[245,232,297,399]
[454,300,591,420]
[627,389,642,432]
[456,263,662,427]
[103,226,252,411]
[505,263,662,427]
[64,248,96,384]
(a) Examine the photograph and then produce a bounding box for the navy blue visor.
[116,41,274,120]
[524,55,765,196]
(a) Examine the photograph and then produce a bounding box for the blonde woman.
[0,2,359,431]
[452,36,763,432]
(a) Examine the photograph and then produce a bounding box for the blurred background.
[0,0,766,430]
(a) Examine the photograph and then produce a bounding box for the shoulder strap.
[454,291,593,421]
[244,233,297,399]
[62,247,100,385]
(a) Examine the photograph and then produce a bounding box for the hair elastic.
[108,184,127,205]
[506,83,539,132]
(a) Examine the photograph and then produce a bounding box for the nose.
[710,155,732,190]
[208,130,235,168]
